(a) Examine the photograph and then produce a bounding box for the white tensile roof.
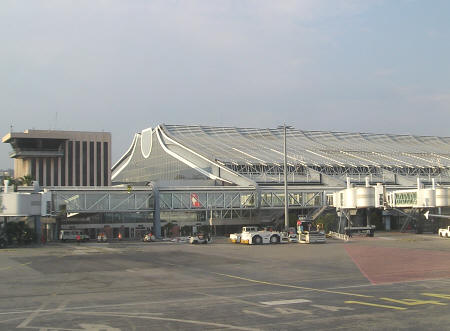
[162,124,450,168]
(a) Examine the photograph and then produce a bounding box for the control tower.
[2,130,111,186]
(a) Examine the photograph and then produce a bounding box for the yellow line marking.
[422,293,450,300]
[0,262,31,271]
[381,298,446,306]
[213,272,373,298]
[345,301,407,310]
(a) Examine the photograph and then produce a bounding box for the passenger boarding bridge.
[2,178,449,239]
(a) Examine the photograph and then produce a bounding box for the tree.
[3,175,34,190]
[20,175,34,186]
[5,221,35,245]
[3,176,18,191]
[316,212,338,233]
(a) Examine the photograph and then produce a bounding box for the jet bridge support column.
[152,185,161,239]
[34,215,42,244]
[382,210,391,231]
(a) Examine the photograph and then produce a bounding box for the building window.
[82,141,87,186]
[97,142,101,185]
[89,142,94,186]
[38,159,44,186]
[103,142,108,186]
[61,143,66,186]
[75,141,80,186]
[46,158,51,186]
[68,141,73,186]
[31,159,36,181]
[53,158,58,186]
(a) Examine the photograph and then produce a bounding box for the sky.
[1,0,449,169]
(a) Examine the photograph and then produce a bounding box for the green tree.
[316,212,338,232]
[4,176,18,191]
[20,175,34,186]
[5,221,35,245]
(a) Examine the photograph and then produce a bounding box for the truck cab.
[297,219,326,244]
[438,226,450,238]
[240,227,283,245]
[230,226,259,243]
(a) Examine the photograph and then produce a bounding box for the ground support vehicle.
[439,226,450,238]
[297,220,326,244]
[97,233,108,242]
[229,233,241,243]
[142,233,155,242]
[286,227,299,243]
[229,226,259,243]
[189,233,210,244]
[344,225,375,237]
[240,229,284,245]
[59,230,89,242]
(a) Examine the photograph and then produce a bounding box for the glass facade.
[53,191,154,213]
[114,131,211,184]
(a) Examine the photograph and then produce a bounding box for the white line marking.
[260,299,311,306]
[242,309,277,318]
[311,304,354,312]
[70,311,260,331]
[0,316,32,324]
[274,307,313,315]
[20,327,80,330]
[17,303,47,329]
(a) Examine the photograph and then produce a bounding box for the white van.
[59,230,89,242]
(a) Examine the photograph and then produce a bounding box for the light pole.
[284,124,289,231]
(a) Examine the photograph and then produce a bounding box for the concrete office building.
[2,130,111,187]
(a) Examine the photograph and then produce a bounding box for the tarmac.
[1,232,450,330]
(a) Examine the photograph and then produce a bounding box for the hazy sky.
[1,0,449,169]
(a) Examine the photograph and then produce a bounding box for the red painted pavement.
[345,244,450,284]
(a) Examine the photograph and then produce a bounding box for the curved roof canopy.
[162,124,450,168]
[112,124,450,186]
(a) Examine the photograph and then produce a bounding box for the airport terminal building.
[2,124,450,240]
[110,124,450,234]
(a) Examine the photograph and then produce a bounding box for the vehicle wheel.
[253,236,263,245]
[446,233,449,238]
[270,235,280,244]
